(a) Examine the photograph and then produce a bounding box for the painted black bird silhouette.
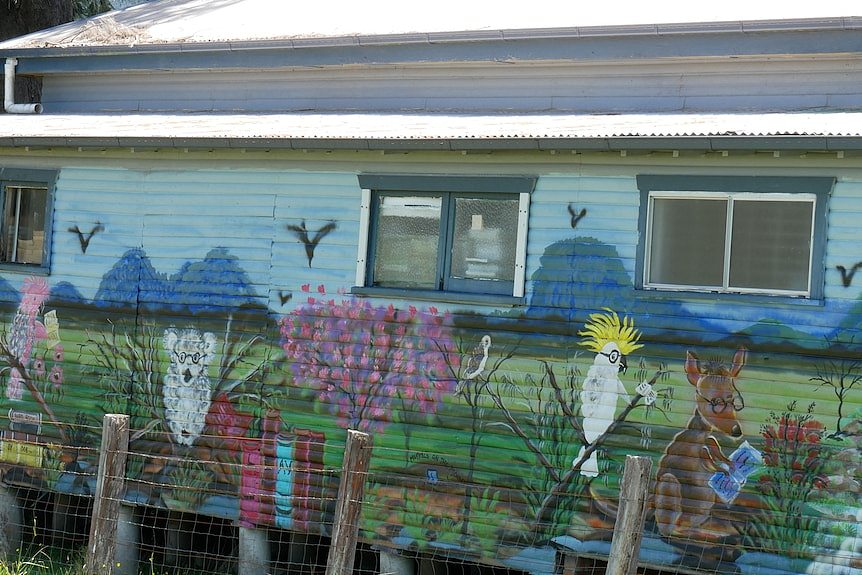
[68,222,104,254]
[567,204,587,228]
[278,290,293,305]
[837,262,862,287]
[287,220,337,267]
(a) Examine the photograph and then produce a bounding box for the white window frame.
[642,186,825,298]
[355,175,534,300]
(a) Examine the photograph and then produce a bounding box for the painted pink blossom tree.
[279,285,459,433]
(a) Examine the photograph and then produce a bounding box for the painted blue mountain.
[145,247,262,314]
[93,247,261,314]
[93,248,158,308]
[50,281,86,304]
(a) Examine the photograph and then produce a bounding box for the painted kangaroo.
[654,347,747,542]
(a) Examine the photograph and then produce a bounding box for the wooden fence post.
[324,429,373,575]
[605,455,652,575]
[85,414,131,575]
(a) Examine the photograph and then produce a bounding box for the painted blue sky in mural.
[0,236,854,347]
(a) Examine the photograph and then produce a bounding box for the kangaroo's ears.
[730,347,748,378]
[684,350,700,386]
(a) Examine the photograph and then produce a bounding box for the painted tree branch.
[0,337,67,442]
[532,370,663,535]
[485,385,561,483]
[542,360,587,446]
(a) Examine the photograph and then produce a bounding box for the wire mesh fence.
[1,408,861,575]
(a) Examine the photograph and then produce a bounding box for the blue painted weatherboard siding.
[1,159,860,575]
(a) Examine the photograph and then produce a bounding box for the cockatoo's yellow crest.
[578,308,643,355]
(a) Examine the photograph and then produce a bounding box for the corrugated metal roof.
[0,0,859,49]
[0,112,859,150]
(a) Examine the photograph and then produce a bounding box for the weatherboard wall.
[0,152,860,575]
[35,55,862,114]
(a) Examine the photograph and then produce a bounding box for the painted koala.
[163,328,217,447]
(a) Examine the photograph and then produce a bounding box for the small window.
[356,175,535,298]
[0,168,57,272]
[637,176,834,299]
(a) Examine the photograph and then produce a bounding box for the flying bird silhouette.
[567,204,587,228]
[837,262,862,287]
[68,222,104,254]
[287,220,337,267]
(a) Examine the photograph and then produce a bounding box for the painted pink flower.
[33,358,46,378]
[49,366,63,389]
[6,369,23,401]
[53,345,64,362]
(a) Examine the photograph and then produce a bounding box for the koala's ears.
[203,332,217,355]
[164,328,179,352]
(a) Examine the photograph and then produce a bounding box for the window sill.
[351,286,525,307]
[0,263,50,276]
[634,287,824,307]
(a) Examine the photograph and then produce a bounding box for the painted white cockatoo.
[456,335,491,398]
[574,309,643,477]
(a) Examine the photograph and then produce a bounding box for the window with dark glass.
[356,175,534,298]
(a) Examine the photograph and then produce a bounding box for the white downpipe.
[4,58,42,114]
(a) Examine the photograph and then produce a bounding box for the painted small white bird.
[574,309,643,478]
[456,335,491,397]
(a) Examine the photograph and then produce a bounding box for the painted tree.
[810,335,862,437]
[279,285,459,433]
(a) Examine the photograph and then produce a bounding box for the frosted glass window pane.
[729,200,813,292]
[373,194,441,289]
[648,198,726,287]
[450,196,519,283]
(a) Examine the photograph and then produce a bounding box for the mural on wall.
[0,218,859,575]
